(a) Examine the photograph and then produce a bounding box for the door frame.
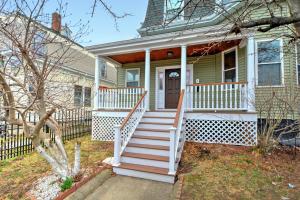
[155,64,193,110]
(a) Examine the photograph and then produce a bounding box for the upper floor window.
[100,62,107,78]
[257,40,283,86]
[126,69,140,87]
[223,48,237,83]
[33,31,46,57]
[166,0,184,21]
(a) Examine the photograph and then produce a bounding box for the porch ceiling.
[109,40,241,64]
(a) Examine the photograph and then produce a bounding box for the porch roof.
[86,24,251,60]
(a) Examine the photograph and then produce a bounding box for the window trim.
[255,38,284,87]
[222,46,238,83]
[125,68,140,87]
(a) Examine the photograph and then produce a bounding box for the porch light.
[167,50,174,58]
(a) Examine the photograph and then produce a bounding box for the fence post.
[168,127,176,175]
[113,125,121,166]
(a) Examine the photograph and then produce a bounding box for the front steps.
[113,111,177,183]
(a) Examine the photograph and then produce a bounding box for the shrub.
[60,177,73,192]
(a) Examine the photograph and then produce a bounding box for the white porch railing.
[113,91,147,166]
[169,89,185,175]
[186,82,248,111]
[98,87,144,109]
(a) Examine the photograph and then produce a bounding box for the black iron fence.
[0,108,92,160]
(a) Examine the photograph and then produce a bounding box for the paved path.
[85,175,178,200]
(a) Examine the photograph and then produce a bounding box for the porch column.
[181,45,187,91]
[94,55,100,109]
[145,48,150,110]
[247,35,256,112]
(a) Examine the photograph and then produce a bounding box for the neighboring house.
[87,1,298,183]
[0,12,117,109]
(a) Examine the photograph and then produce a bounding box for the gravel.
[29,174,61,200]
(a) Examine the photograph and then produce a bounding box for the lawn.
[179,143,300,200]
[0,135,113,200]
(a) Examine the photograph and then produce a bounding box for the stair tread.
[122,152,169,162]
[132,135,170,141]
[127,143,169,150]
[139,122,173,125]
[143,116,175,119]
[116,163,171,176]
[136,128,170,133]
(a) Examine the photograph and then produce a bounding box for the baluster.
[225,84,228,109]
[203,85,206,109]
[212,84,214,109]
[216,85,219,109]
[230,84,232,109]
[234,84,237,109]
[199,86,202,109]
[239,84,242,109]
[207,85,210,109]
[220,84,223,109]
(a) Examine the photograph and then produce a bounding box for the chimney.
[52,12,61,32]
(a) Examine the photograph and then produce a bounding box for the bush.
[60,177,73,192]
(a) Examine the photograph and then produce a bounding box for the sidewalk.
[85,175,178,200]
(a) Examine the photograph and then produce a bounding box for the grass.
[0,135,113,200]
[179,143,300,200]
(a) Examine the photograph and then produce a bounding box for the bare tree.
[0,0,90,179]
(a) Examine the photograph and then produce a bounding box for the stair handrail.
[113,91,148,166]
[169,89,185,175]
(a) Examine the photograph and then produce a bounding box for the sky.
[47,0,148,46]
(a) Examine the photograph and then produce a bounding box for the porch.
[88,29,258,182]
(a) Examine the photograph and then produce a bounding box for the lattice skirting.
[92,116,124,141]
[185,119,257,146]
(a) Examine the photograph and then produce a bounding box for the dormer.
[138,0,241,36]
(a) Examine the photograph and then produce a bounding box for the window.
[33,31,46,56]
[0,55,4,67]
[166,0,183,21]
[126,69,140,87]
[84,87,91,107]
[74,85,83,107]
[257,40,282,86]
[223,48,237,83]
[100,61,107,78]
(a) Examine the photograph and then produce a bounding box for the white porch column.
[94,56,100,109]
[181,45,187,91]
[145,48,151,110]
[247,35,256,112]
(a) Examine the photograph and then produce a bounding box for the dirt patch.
[179,142,300,200]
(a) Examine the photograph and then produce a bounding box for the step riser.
[137,124,172,130]
[113,168,175,183]
[121,157,169,168]
[130,138,170,146]
[125,147,169,156]
[141,118,174,123]
[134,131,170,138]
[144,112,176,117]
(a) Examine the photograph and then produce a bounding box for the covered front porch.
[88,27,257,147]
[92,39,256,113]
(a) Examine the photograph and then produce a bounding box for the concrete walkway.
[85,175,179,200]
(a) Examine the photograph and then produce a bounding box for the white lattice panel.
[185,119,257,146]
[92,116,124,141]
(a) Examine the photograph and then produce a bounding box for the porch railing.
[113,91,148,166]
[98,87,144,109]
[169,89,185,175]
[186,82,248,111]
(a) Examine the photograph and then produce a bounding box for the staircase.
[113,111,178,183]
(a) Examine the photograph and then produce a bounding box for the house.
[0,12,117,109]
[86,0,299,183]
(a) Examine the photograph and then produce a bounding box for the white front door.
[155,65,193,110]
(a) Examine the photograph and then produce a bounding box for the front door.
[165,69,181,109]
